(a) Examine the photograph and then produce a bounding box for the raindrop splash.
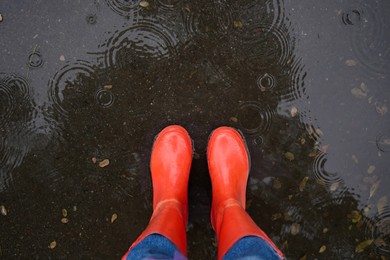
[350,2,390,75]
[312,152,343,187]
[104,0,140,17]
[48,61,96,119]
[95,89,115,108]
[101,19,180,68]
[237,101,273,136]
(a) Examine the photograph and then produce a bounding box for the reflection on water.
[0,0,389,258]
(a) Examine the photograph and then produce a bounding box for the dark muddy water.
[1,0,389,259]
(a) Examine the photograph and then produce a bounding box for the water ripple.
[101,19,180,68]
[0,73,35,192]
[104,0,140,17]
[376,132,390,153]
[312,152,343,187]
[348,2,390,75]
[236,23,294,72]
[95,88,115,108]
[237,101,273,136]
[182,1,233,38]
[48,60,96,119]
[365,208,390,256]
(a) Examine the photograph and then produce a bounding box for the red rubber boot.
[122,125,193,259]
[207,127,284,260]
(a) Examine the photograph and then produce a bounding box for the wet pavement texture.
[0,0,389,259]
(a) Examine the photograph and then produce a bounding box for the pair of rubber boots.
[123,125,284,260]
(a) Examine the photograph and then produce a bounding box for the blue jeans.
[126,234,282,260]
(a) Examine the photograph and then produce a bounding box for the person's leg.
[124,234,187,260]
[122,125,193,260]
[223,236,281,260]
[207,127,284,260]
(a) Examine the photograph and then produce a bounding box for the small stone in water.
[1,205,7,216]
[61,218,69,224]
[99,159,110,168]
[367,165,376,174]
[62,209,68,217]
[139,1,149,8]
[111,213,118,223]
[92,157,97,164]
[59,55,65,61]
[49,241,57,249]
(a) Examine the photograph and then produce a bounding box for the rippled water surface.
[1,0,389,259]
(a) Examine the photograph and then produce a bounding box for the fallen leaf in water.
[352,155,359,164]
[230,117,238,123]
[59,55,65,61]
[315,128,324,136]
[320,144,329,153]
[351,88,367,99]
[281,240,288,250]
[103,84,113,90]
[363,205,372,216]
[299,254,307,260]
[290,106,298,117]
[73,206,77,212]
[291,223,301,236]
[376,103,388,116]
[233,20,243,28]
[62,209,67,217]
[284,152,295,161]
[111,213,118,223]
[329,182,340,192]
[299,176,309,192]
[319,245,326,253]
[92,157,97,164]
[370,180,380,198]
[307,127,314,136]
[1,205,7,216]
[300,138,306,145]
[367,165,376,174]
[348,210,362,223]
[49,241,57,249]
[139,1,150,8]
[273,179,282,189]
[99,159,110,168]
[308,150,318,158]
[61,218,69,224]
[271,213,282,221]
[323,228,329,233]
[193,152,200,160]
[355,239,373,253]
[377,196,387,214]
[374,238,386,247]
[0,14,3,23]
[368,96,374,104]
[345,59,357,66]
